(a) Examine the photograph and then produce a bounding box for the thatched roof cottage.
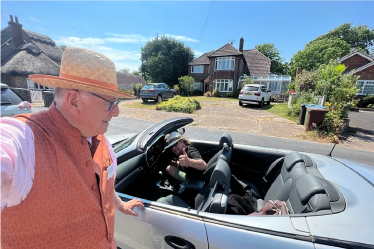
[1,15,62,89]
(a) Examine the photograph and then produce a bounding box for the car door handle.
[164,236,195,249]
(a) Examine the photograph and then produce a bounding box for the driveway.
[119,99,305,140]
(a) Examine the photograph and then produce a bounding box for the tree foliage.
[140,36,194,86]
[312,23,374,54]
[255,43,288,75]
[295,70,318,92]
[118,68,131,74]
[59,45,68,51]
[178,75,195,96]
[289,38,350,78]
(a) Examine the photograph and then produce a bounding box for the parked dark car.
[1,83,32,117]
[140,83,176,103]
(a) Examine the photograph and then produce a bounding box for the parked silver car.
[111,117,374,249]
[1,83,32,117]
[140,83,176,103]
[239,84,271,107]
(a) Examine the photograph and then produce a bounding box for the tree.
[140,35,194,86]
[118,68,131,74]
[294,70,318,92]
[312,23,374,54]
[131,70,140,75]
[255,43,287,75]
[178,75,194,96]
[289,38,350,79]
[59,45,68,51]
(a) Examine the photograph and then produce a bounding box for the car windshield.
[114,134,139,153]
[243,86,259,91]
[143,85,155,89]
[1,88,23,106]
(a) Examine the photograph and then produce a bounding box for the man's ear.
[65,90,80,115]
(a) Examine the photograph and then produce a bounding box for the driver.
[164,131,207,183]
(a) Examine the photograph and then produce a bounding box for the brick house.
[1,16,62,89]
[188,38,271,95]
[339,50,374,95]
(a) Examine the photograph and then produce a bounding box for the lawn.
[262,103,299,123]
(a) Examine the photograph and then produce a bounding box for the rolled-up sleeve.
[1,118,35,211]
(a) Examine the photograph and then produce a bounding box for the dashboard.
[146,135,166,169]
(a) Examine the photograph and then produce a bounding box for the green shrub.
[173,84,180,95]
[287,91,317,118]
[368,104,373,108]
[226,92,233,98]
[156,96,201,114]
[212,89,220,97]
[131,83,143,97]
[121,89,134,95]
[192,90,203,96]
[363,95,374,107]
[178,76,194,96]
[319,110,345,136]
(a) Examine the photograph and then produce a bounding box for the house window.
[191,65,204,73]
[363,81,374,95]
[215,57,235,70]
[357,81,374,95]
[214,79,233,92]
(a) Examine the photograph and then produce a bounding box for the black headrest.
[284,151,304,171]
[219,132,233,148]
[210,159,231,188]
[296,174,326,205]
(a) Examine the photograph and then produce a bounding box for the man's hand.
[118,199,144,216]
[179,148,190,167]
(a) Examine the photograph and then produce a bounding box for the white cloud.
[29,17,42,23]
[55,36,105,46]
[164,34,198,43]
[193,50,204,57]
[105,33,149,43]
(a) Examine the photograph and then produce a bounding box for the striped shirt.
[0,117,117,211]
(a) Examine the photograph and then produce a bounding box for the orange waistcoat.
[1,103,116,249]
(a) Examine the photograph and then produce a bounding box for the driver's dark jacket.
[1,103,116,249]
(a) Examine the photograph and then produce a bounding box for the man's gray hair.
[54,88,89,105]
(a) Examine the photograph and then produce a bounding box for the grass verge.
[121,100,157,110]
[262,103,299,123]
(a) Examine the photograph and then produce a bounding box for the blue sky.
[2,1,374,71]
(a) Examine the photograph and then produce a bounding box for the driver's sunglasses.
[75,90,121,111]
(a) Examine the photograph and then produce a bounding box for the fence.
[273,93,289,103]
[287,93,326,108]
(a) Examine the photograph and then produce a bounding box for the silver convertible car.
[110,117,374,249]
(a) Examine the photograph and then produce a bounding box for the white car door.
[115,193,208,249]
[200,213,315,249]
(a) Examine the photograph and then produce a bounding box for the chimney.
[239,37,244,52]
[8,15,24,47]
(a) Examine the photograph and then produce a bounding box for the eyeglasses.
[88,92,121,111]
[75,90,120,111]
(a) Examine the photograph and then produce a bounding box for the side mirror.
[178,128,185,135]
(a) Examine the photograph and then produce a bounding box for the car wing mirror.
[178,128,185,135]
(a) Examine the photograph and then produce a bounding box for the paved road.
[349,110,374,134]
[32,106,374,166]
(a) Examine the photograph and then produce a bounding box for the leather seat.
[202,132,233,183]
[157,159,231,214]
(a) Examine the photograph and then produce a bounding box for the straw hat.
[29,47,134,98]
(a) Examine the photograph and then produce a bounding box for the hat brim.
[29,74,134,98]
[164,137,183,151]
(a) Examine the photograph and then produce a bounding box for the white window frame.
[214,79,233,92]
[191,65,204,73]
[356,80,374,95]
[215,57,235,71]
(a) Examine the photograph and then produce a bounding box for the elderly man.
[0,48,143,248]
[164,131,207,183]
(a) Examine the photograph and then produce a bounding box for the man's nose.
[109,104,120,117]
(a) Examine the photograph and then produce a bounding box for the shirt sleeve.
[105,136,117,178]
[1,118,35,211]
[187,146,202,160]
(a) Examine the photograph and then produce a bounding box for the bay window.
[215,57,235,70]
[214,79,233,92]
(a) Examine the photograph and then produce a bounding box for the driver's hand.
[179,148,190,167]
[118,199,144,216]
